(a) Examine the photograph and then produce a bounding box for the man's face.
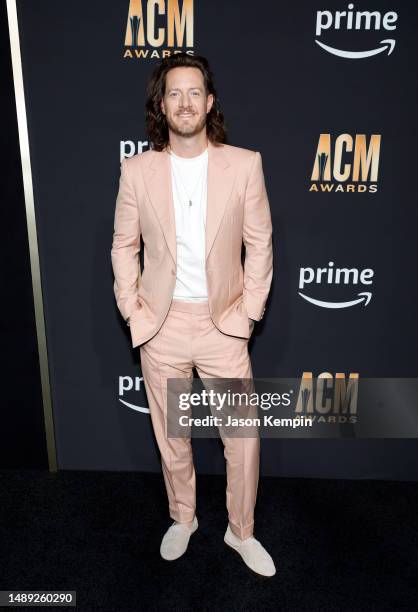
[160,66,214,139]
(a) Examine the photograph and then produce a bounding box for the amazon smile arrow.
[298,291,372,309]
[315,38,395,59]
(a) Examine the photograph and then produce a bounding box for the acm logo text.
[296,372,359,423]
[310,133,381,193]
[124,0,194,59]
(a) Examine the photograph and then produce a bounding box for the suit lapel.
[142,149,177,264]
[142,139,236,265]
[206,140,236,261]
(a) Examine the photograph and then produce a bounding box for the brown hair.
[145,53,227,151]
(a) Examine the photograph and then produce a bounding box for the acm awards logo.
[310,134,381,193]
[123,0,194,60]
[315,5,398,59]
[296,372,359,423]
[298,262,374,309]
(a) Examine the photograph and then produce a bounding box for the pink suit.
[111,140,273,539]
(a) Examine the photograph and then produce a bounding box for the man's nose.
[179,93,192,108]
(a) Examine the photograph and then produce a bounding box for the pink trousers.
[139,298,260,540]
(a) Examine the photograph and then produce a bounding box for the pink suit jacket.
[111,139,273,349]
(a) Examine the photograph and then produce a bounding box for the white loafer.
[224,525,276,577]
[160,516,198,561]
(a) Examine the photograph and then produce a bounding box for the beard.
[165,111,207,138]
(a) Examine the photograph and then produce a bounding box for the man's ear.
[207,93,214,114]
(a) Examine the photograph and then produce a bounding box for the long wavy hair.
[145,53,227,151]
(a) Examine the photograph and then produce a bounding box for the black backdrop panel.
[16,0,418,476]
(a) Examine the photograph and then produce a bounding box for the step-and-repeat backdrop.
[16,0,418,476]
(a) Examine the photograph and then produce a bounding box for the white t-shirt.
[169,147,209,301]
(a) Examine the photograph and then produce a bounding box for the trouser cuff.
[169,508,195,524]
[229,519,254,540]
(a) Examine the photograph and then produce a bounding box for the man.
[111,53,275,577]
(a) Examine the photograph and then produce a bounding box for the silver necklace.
[170,151,207,207]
